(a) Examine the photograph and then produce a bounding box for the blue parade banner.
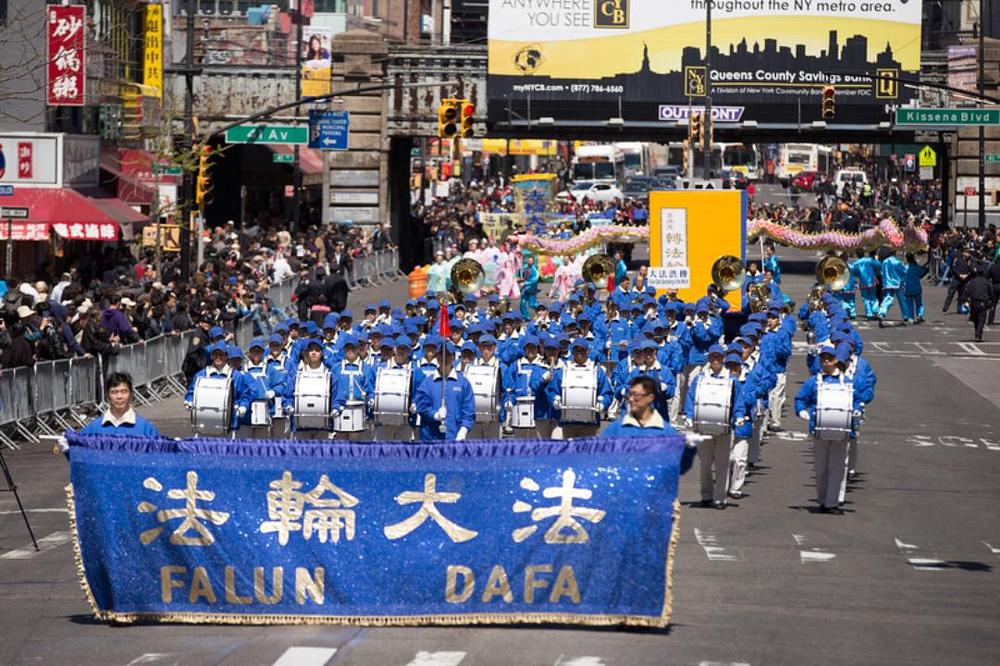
[67,433,684,627]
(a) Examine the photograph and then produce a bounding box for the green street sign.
[224,124,308,145]
[152,164,183,176]
[896,108,1000,126]
[272,153,295,164]
[986,154,1000,163]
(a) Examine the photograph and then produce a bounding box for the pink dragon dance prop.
[511,218,927,257]
[747,218,929,253]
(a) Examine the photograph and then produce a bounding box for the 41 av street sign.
[896,108,1000,126]
[224,124,308,145]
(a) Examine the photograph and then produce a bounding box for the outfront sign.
[487,1,922,125]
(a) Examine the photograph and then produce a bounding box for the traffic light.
[438,98,459,138]
[702,114,713,152]
[195,145,213,207]
[459,100,475,138]
[689,112,703,146]
[821,85,836,120]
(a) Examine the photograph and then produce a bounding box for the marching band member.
[458,341,478,375]
[726,348,757,500]
[284,338,335,440]
[244,337,285,438]
[414,342,476,441]
[330,335,372,441]
[547,338,613,440]
[185,342,254,436]
[835,335,877,487]
[533,336,563,439]
[503,335,545,439]
[414,335,442,385]
[602,375,685,444]
[795,345,863,514]
[763,305,794,433]
[469,333,506,439]
[372,336,421,442]
[684,345,735,509]
[638,338,676,421]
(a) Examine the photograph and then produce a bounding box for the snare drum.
[191,376,233,436]
[561,366,599,424]
[334,400,366,433]
[250,400,271,426]
[814,380,854,441]
[511,396,536,429]
[466,365,500,424]
[374,367,411,427]
[294,370,332,431]
[693,375,733,435]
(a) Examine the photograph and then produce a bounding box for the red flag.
[607,274,615,292]
[438,306,451,338]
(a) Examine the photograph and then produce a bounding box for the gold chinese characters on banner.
[143,4,163,99]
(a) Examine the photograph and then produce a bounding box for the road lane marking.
[914,343,942,355]
[793,534,836,563]
[0,508,68,515]
[872,342,893,353]
[894,538,950,571]
[699,662,751,666]
[554,658,606,666]
[126,655,173,666]
[0,531,70,560]
[694,528,742,562]
[406,652,466,666]
[957,342,985,356]
[272,647,337,666]
[984,541,1000,560]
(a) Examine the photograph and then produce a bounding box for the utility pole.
[702,0,713,180]
[292,3,304,235]
[179,0,198,282]
[978,0,986,230]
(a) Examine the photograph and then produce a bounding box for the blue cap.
[748,312,767,323]
[522,334,540,349]
[637,339,657,351]
[248,337,266,351]
[322,313,338,329]
[208,342,228,356]
[739,324,762,338]
[227,276,238,285]
[836,343,853,363]
[426,300,440,311]
[364,303,377,313]
[460,341,477,355]
[542,335,560,349]
[340,334,358,348]
[379,299,391,308]
[578,313,592,323]
[488,294,499,303]
[570,338,589,351]
[339,309,353,319]
[734,336,753,348]
[423,335,442,349]
[394,336,412,349]
[724,353,743,366]
[444,341,459,354]
[767,308,782,318]
[695,303,710,314]
[708,344,725,357]
[304,321,321,336]
[479,334,498,346]
[304,338,323,350]
[501,313,514,322]
[287,319,301,328]
[275,323,289,333]
[209,326,225,340]
[550,302,563,313]
[227,345,244,359]
[268,333,284,346]
[818,344,838,357]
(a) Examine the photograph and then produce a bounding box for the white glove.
[237,406,247,417]
[456,426,468,441]
[552,397,561,410]
[435,407,447,421]
[542,371,552,382]
[184,400,193,409]
[266,390,275,400]
[409,403,417,414]
[735,417,748,426]
[660,382,668,392]
[852,410,864,418]
[56,435,69,454]
[284,405,295,416]
[330,408,341,418]
[684,417,693,429]
[798,410,809,421]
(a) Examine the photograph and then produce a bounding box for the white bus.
[719,143,762,180]
[571,144,626,185]
[777,144,833,185]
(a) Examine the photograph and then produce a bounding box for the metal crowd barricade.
[69,355,100,427]
[234,318,253,349]
[144,335,169,399]
[0,366,37,448]
[32,361,61,436]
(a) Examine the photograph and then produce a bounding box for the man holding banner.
[413,342,476,441]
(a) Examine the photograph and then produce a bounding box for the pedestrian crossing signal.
[821,85,836,120]
[195,145,213,207]
[438,99,460,139]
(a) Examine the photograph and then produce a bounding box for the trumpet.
[815,255,850,291]
[711,255,746,294]
[582,253,616,286]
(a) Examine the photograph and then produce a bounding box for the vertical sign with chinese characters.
[67,433,686,627]
[648,208,689,290]
[46,5,86,107]
[17,142,33,180]
[143,4,163,98]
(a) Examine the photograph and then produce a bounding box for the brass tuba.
[747,283,771,312]
[711,255,746,293]
[582,253,616,286]
[815,255,850,291]
[450,258,486,295]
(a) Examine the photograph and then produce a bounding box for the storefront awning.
[269,145,325,186]
[0,188,143,241]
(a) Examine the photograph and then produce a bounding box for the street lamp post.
[703,0,713,180]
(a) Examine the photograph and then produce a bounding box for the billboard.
[487,1,921,125]
[301,27,333,97]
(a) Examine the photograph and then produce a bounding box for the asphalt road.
[1,250,999,666]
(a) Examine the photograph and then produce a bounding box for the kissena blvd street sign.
[896,108,1000,126]
[224,125,309,145]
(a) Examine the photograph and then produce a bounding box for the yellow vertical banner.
[647,190,746,308]
[143,4,163,99]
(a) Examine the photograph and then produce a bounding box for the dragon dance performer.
[519,254,539,319]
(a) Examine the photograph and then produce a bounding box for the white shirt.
[101,408,137,427]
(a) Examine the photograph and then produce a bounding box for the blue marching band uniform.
[179,256,875,514]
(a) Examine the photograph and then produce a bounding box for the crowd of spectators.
[0,219,394,371]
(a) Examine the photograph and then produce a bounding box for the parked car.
[834,169,868,198]
[565,180,624,203]
[791,170,821,192]
[721,170,749,190]
[623,176,655,202]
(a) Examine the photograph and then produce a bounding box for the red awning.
[100,148,176,205]
[0,188,136,241]
[269,145,325,185]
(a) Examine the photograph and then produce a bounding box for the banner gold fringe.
[66,485,677,629]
